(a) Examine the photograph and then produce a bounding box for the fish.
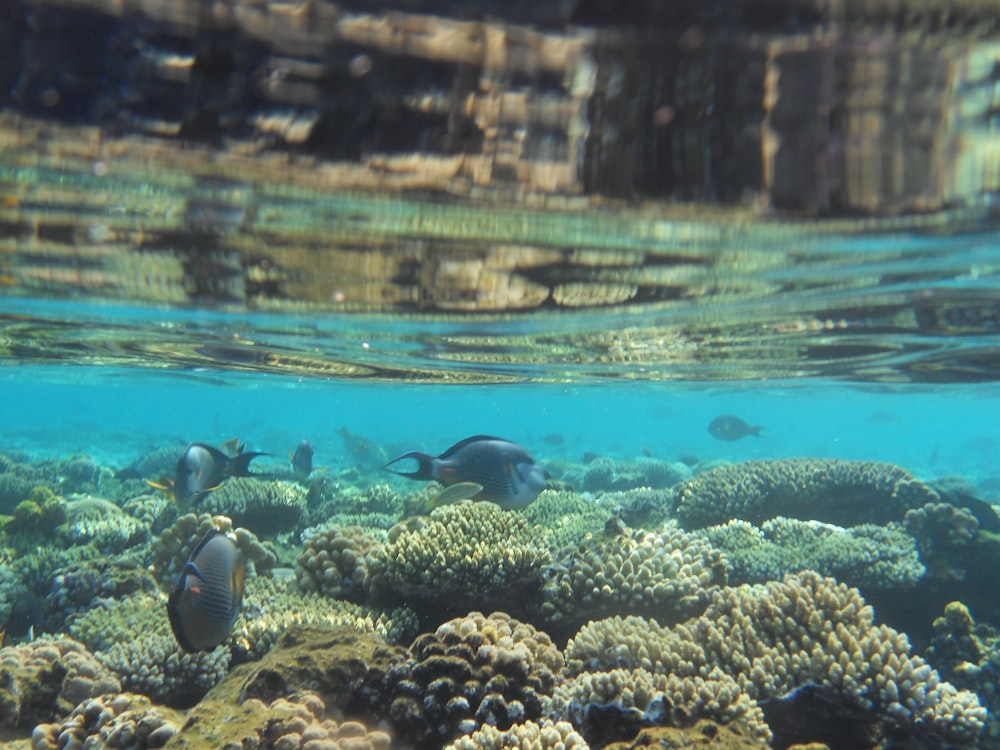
[934,487,1000,534]
[426,481,484,510]
[289,439,314,481]
[337,426,388,470]
[384,435,547,510]
[147,442,269,507]
[708,415,762,441]
[167,529,246,653]
[540,433,566,446]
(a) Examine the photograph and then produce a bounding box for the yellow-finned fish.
[384,435,546,510]
[167,529,246,653]
[289,439,314,481]
[147,442,268,507]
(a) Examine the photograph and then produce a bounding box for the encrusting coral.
[698,517,925,590]
[673,458,939,529]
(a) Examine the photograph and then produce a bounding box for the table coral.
[698,517,924,590]
[366,502,550,611]
[673,458,938,529]
[538,523,725,633]
[201,477,307,535]
[0,638,120,728]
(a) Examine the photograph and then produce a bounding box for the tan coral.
[297,525,383,602]
[0,638,120,729]
[539,523,725,631]
[445,719,589,750]
[367,502,550,604]
[389,612,564,747]
[30,692,183,750]
[562,573,986,747]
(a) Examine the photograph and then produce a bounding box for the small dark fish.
[289,439,314,481]
[708,415,762,441]
[147,442,268,507]
[384,435,547,510]
[167,529,246,653]
[541,433,566,446]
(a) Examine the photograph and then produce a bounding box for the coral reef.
[179,688,392,750]
[367,502,550,615]
[201,625,410,724]
[673,458,939,529]
[66,592,230,707]
[296,525,383,602]
[562,572,985,747]
[201,477,307,535]
[518,489,614,551]
[925,601,1000,742]
[0,638,120,728]
[560,457,692,494]
[903,501,980,582]
[150,512,277,586]
[388,612,564,748]
[58,494,149,553]
[538,523,725,633]
[30,692,184,749]
[699,517,924,590]
[233,577,419,661]
[45,556,159,632]
[0,454,52,513]
[2,487,67,549]
[445,719,589,750]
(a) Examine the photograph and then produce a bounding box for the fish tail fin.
[383,451,435,480]
[231,451,270,477]
[751,426,764,437]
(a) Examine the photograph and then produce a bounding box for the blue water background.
[3,365,998,497]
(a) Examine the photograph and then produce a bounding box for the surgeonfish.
[708,415,763,441]
[167,529,246,653]
[147,442,269,507]
[289,439,314,481]
[383,435,547,510]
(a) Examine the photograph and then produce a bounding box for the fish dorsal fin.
[190,443,233,464]
[438,435,508,459]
